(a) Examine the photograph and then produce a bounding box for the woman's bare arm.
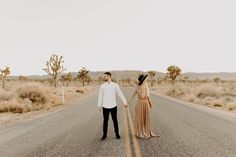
[127,89,137,105]
[146,84,152,108]
[147,97,152,108]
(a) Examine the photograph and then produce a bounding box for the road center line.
[127,108,142,157]
[124,108,132,157]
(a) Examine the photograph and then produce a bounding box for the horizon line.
[8,70,236,77]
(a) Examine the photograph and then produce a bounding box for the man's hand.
[98,106,102,111]
[124,103,128,108]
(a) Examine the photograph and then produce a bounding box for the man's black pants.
[102,106,119,137]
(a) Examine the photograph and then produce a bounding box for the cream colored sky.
[0,0,235,75]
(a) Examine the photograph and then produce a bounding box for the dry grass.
[226,103,236,111]
[153,80,236,111]
[0,99,25,113]
[0,82,61,113]
[165,84,191,97]
[0,80,94,113]
[196,85,220,99]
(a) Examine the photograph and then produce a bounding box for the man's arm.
[115,84,127,105]
[98,85,103,110]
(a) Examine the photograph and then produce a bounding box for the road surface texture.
[0,88,236,157]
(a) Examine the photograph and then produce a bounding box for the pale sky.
[0,0,235,75]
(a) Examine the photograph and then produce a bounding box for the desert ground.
[0,79,95,126]
[150,79,236,113]
[1,71,236,127]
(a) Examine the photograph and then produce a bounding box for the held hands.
[98,106,102,111]
[149,102,152,108]
[148,98,153,108]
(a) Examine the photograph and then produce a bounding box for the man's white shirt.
[98,82,127,109]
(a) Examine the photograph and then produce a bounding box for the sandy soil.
[0,82,97,127]
[151,80,236,113]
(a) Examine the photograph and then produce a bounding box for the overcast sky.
[0,0,235,75]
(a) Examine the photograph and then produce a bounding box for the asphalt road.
[0,88,236,157]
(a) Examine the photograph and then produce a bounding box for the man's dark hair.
[104,72,112,76]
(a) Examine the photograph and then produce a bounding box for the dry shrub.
[184,93,196,102]
[165,84,190,97]
[0,91,14,101]
[155,80,236,111]
[17,83,48,104]
[0,83,61,113]
[0,81,94,114]
[212,99,225,107]
[221,92,236,97]
[75,86,91,94]
[223,96,233,102]
[16,83,61,110]
[0,99,24,113]
[201,96,215,106]
[226,102,236,111]
[76,89,84,93]
[196,85,220,99]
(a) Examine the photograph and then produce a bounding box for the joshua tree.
[148,71,156,87]
[85,75,92,85]
[60,72,73,86]
[43,54,67,87]
[60,75,66,86]
[0,66,10,89]
[214,77,221,86]
[77,67,89,86]
[166,65,182,85]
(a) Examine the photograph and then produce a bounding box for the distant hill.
[183,72,236,80]
[9,71,236,80]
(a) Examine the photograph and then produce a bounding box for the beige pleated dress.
[132,84,156,138]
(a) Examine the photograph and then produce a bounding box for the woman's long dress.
[135,85,156,138]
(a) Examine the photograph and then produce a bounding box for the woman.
[127,74,157,138]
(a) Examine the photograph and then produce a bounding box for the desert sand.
[151,80,236,113]
[0,80,96,126]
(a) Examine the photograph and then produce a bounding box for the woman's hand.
[149,102,152,108]
[147,97,152,108]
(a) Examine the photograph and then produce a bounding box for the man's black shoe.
[116,135,121,139]
[101,135,107,140]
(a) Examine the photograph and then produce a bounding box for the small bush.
[165,85,190,97]
[212,99,225,107]
[0,99,24,113]
[17,83,49,106]
[196,85,220,99]
[0,83,61,113]
[76,89,84,93]
[0,92,14,101]
[226,102,236,111]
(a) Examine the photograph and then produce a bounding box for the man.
[98,72,127,140]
